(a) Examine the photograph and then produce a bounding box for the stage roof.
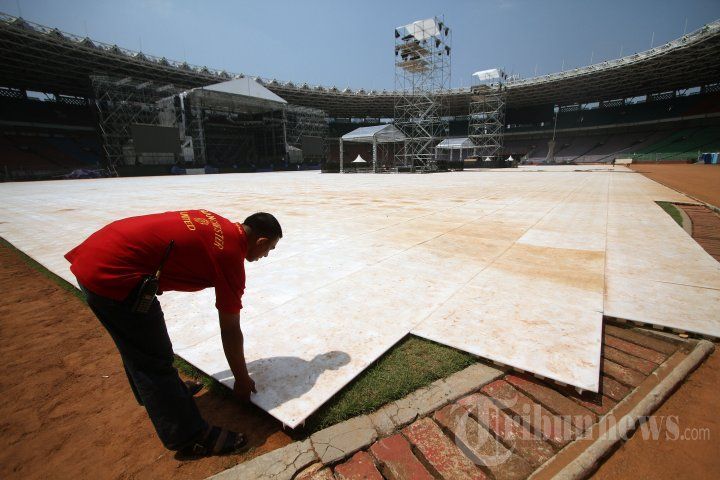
[1,13,718,117]
[436,137,474,149]
[186,78,287,113]
[341,124,406,143]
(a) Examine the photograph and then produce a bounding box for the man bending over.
[65,210,281,456]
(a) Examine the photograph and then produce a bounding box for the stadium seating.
[505,124,719,164]
[0,96,103,179]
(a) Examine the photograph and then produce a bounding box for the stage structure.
[468,68,507,163]
[178,78,287,169]
[91,75,327,171]
[393,17,451,172]
[285,105,329,166]
[91,75,185,170]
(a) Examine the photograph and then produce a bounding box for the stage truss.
[393,17,451,172]
[468,84,506,162]
[91,75,323,170]
[285,105,329,165]
[91,75,186,169]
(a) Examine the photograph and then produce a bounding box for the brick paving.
[678,204,720,261]
[304,324,684,480]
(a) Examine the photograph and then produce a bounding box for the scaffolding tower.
[468,69,507,163]
[393,17,451,172]
[91,75,186,169]
[285,105,329,165]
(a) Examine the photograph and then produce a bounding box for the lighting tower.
[468,68,507,164]
[393,17,451,173]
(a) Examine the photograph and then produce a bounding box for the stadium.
[1,6,720,480]
[1,13,719,178]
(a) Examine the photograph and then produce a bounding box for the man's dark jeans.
[80,284,207,450]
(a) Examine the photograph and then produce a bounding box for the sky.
[2,0,720,90]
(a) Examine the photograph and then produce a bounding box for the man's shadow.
[214,350,351,411]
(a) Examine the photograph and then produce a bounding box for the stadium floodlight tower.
[468,68,507,164]
[393,17,451,173]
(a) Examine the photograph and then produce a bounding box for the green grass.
[173,356,232,396]
[299,335,477,433]
[656,201,684,228]
[2,236,479,433]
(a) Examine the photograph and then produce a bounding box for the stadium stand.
[0,12,719,178]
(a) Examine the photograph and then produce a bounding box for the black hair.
[243,212,283,239]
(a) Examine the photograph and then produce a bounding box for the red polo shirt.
[65,209,247,314]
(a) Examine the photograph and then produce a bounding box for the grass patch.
[656,201,684,228]
[299,335,477,433]
[173,356,231,396]
[1,237,479,433]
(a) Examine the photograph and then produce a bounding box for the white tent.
[435,137,474,164]
[352,155,367,164]
[507,155,515,162]
[340,124,407,173]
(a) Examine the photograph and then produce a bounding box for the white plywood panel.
[413,174,608,392]
[1,167,717,428]
[604,172,720,336]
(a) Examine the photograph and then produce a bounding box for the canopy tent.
[435,137,475,164]
[435,137,474,149]
[351,155,367,164]
[340,124,407,173]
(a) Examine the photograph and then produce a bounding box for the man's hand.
[233,375,257,402]
[219,310,255,402]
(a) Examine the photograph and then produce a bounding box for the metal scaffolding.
[91,75,185,169]
[91,74,300,171]
[393,17,451,172]
[284,104,328,165]
[468,72,506,162]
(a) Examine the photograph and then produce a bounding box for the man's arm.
[219,311,256,402]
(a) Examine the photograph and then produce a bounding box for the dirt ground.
[629,163,720,207]
[591,348,720,479]
[0,243,291,480]
[592,165,720,479]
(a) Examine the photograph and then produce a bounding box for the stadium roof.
[1,12,719,117]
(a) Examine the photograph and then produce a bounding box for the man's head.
[243,212,282,262]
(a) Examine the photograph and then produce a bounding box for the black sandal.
[177,425,248,458]
[184,380,204,396]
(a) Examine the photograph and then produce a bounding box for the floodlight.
[445,46,451,55]
[435,38,441,48]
